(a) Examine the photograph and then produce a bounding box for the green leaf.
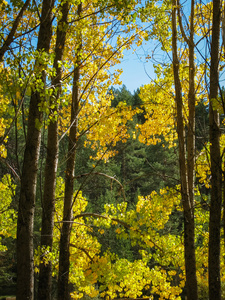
[35,118,42,130]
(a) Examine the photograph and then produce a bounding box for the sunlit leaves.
[136,187,180,230]
[1,0,221,299]
[37,179,185,299]
[196,143,211,189]
[85,101,140,161]
[0,174,16,251]
[138,78,177,147]
[85,187,185,299]
[0,64,14,158]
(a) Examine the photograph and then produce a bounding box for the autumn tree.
[134,2,199,297]
[3,1,224,299]
[53,1,148,298]
[171,0,198,299]
[1,0,145,298]
[16,1,54,299]
[208,0,222,298]
[56,2,82,297]
[137,0,225,298]
[38,1,70,299]
[136,0,221,298]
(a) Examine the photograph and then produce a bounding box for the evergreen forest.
[0,0,224,299]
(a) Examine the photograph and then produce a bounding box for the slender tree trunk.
[223,156,225,246]
[208,0,222,299]
[38,2,69,300]
[172,1,198,299]
[57,5,82,299]
[57,59,80,300]
[185,1,198,299]
[187,0,195,224]
[16,1,54,299]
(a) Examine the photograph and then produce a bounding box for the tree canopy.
[0,0,224,300]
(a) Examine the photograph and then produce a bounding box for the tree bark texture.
[208,0,222,299]
[57,61,80,300]
[57,5,82,299]
[38,2,69,300]
[16,1,54,299]
[172,1,198,299]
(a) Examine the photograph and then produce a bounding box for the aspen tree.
[171,1,198,298]
[16,1,54,299]
[38,1,70,299]
[208,0,222,298]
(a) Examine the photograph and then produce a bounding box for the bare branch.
[177,0,189,44]
[0,0,31,61]
[69,244,94,262]
[75,172,126,201]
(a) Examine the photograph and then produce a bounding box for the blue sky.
[113,47,156,93]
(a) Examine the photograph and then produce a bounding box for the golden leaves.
[138,77,177,148]
[0,174,17,251]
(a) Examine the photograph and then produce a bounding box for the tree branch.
[75,172,126,201]
[177,0,189,45]
[69,243,94,262]
[73,212,163,252]
[0,0,31,61]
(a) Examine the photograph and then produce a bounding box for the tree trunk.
[38,2,69,300]
[172,1,198,299]
[57,5,82,299]
[208,0,222,299]
[185,0,198,299]
[16,1,54,299]
[57,59,80,300]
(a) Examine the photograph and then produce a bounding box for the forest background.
[0,0,224,299]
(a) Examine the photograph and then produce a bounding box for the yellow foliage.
[138,80,176,147]
[0,65,12,158]
[0,174,17,251]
